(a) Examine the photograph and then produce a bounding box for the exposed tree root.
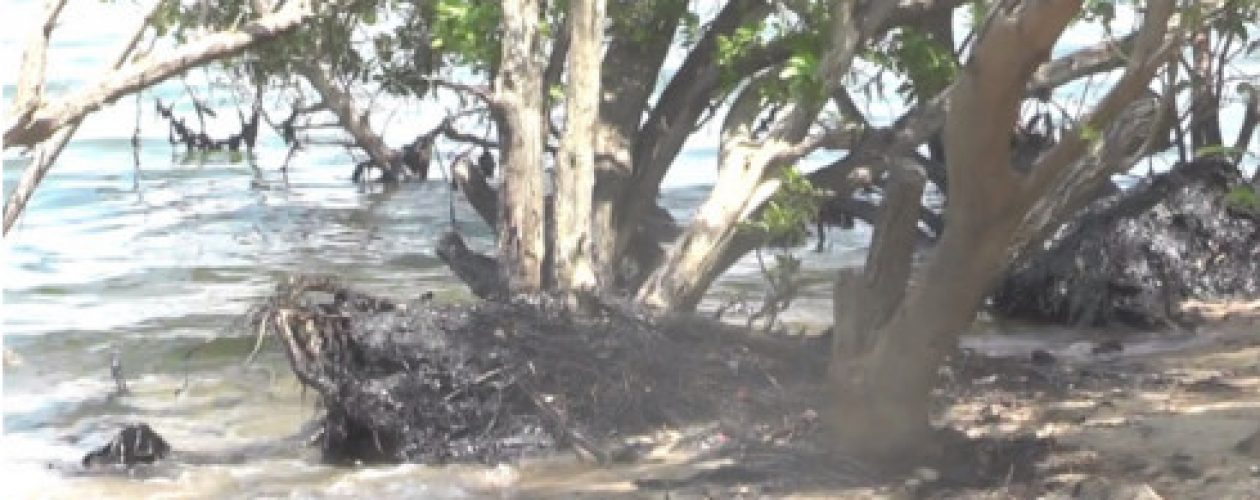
[249,275,824,464]
[993,160,1260,327]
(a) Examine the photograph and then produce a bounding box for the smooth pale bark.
[601,0,775,271]
[827,0,1176,457]
[298,63,398,178]
[636,0,893,311]
[3,1,314,148]
[7,0,69,130]
[694,24,1145,295]
[4,2,161,234]
[495,0,548,293]
[553,0,604,292]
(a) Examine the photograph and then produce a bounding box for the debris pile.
[993,160,1260,327]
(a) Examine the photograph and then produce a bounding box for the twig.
[518,377,608,464]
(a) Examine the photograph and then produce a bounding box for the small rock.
[1091,339,1124,356]
[82,423,171,468]
[1165,453,1200,480]
[1065,341,1094,358]
[1248,464,1260,477]
[1043,400,1099,423]
[1075,477,1163,500]
[1031,349,1057,365]
[913,466,940,483]
[1233,427,1260,458]
[1119,483,1164,500]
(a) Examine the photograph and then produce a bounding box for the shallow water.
[0,3,865,496]
[6,2,1246,497]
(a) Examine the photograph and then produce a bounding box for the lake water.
[0,3,873,496]
[7,2,1252,497]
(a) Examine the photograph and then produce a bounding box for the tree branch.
[4,2,161,235]
[453,156,498,229]
[4,0,315,148]
[1024,0,1178,196]
[297,61,399,179]
[7,0,69,131]
[1027,32,1137,96]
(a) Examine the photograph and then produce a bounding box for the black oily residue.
[251,278,824,465]
[993,160,1260,327]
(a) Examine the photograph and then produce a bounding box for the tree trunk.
[552,0,604,292]
[636,0,887,311]
[826,0,1176,458]
[1190,28,1223,155]
[495,0,548,294]
[590,0,686,282]
[635,143,783,311]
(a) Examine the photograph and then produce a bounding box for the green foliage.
[608,0,686,46]
[863,27,957,101]
[1194,145,1252,159]
[739,168,823,249]
[430,0,502,72]
[1225,185,1260,216]
[716,20,765,90]
[1079,122,1101,144]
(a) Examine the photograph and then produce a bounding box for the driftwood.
[992,160,1260,327]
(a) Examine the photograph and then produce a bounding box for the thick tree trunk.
[635,143,783,311]
[636,0,889,311]
[826,0,1176,458]
[495,0,548,294]
[590,0,686,282]
[553,0,604,292]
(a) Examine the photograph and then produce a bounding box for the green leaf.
[1079,123,1101,143]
